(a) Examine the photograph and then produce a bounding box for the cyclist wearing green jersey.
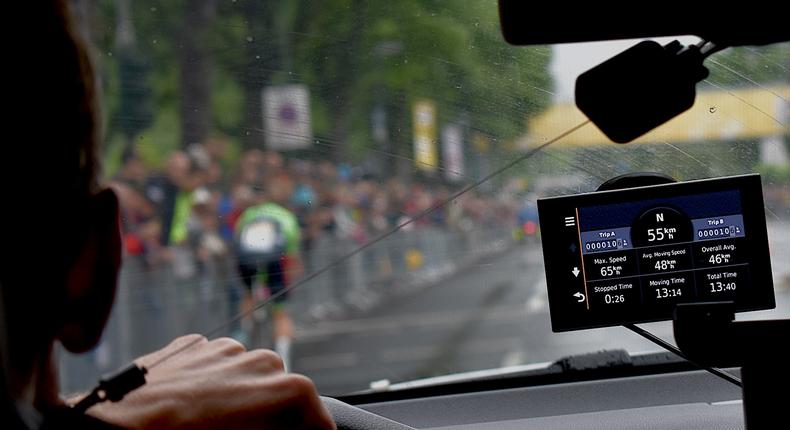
[235,173,303,371]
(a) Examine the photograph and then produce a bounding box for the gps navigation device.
[537,174,775,332]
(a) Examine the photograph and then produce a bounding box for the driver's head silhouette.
[2,2,333,429]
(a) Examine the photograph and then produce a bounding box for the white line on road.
[501,348,525,367]
[525,278,548,314]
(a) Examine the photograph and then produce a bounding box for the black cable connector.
[72,364,148,414]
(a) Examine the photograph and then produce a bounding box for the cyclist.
[235,173,303,371]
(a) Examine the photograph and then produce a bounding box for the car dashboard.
[345,369,743,429]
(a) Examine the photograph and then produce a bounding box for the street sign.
[262,84,312,150]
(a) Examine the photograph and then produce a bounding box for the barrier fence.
[59,225,515,393]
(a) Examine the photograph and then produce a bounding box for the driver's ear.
[57,188,122,353]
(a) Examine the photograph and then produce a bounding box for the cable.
[71,364,148,413]
[72,120,593,413]
[693,39,728,59]
[144,120,592,371]
[623,323,741,387]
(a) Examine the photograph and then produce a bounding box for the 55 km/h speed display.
[538,174,775,332]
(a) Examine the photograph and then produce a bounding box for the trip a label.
[580,227,632,254]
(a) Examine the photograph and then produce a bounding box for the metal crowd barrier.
[59,224,515,393]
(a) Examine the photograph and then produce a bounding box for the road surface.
[293,221,790,395]
[59,222,790,395]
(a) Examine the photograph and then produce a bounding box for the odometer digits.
[698,226,734,239]
[585,239,620,252]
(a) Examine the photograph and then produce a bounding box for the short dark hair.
[6,0,100,209]
[6,0,99,254]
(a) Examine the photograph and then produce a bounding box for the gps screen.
[537,174,775,332]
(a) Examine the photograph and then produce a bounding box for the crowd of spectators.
[109,140,521,281]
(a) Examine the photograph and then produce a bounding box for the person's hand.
[86,334,335,430]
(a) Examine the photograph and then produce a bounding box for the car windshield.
[61,1,789,396]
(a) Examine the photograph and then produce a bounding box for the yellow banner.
[518,86,790,149]
[413,99,438,171]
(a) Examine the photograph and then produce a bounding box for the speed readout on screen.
[537,174,775,332]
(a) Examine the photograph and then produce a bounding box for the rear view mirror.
[575,40,708,144]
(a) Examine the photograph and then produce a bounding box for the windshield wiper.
[338,350,697,405]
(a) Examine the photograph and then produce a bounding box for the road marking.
[526,294,547,313]
[500,348,525,367]
[525,278,548,314]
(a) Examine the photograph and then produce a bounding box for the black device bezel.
[537,174,775,332]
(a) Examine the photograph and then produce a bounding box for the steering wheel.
[321,397,414,430]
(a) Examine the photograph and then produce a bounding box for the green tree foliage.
[291,1,552,164]
[705,44,790,182]
[91,0,553,174]
[116,48,154,143]
[706,44,790,87]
